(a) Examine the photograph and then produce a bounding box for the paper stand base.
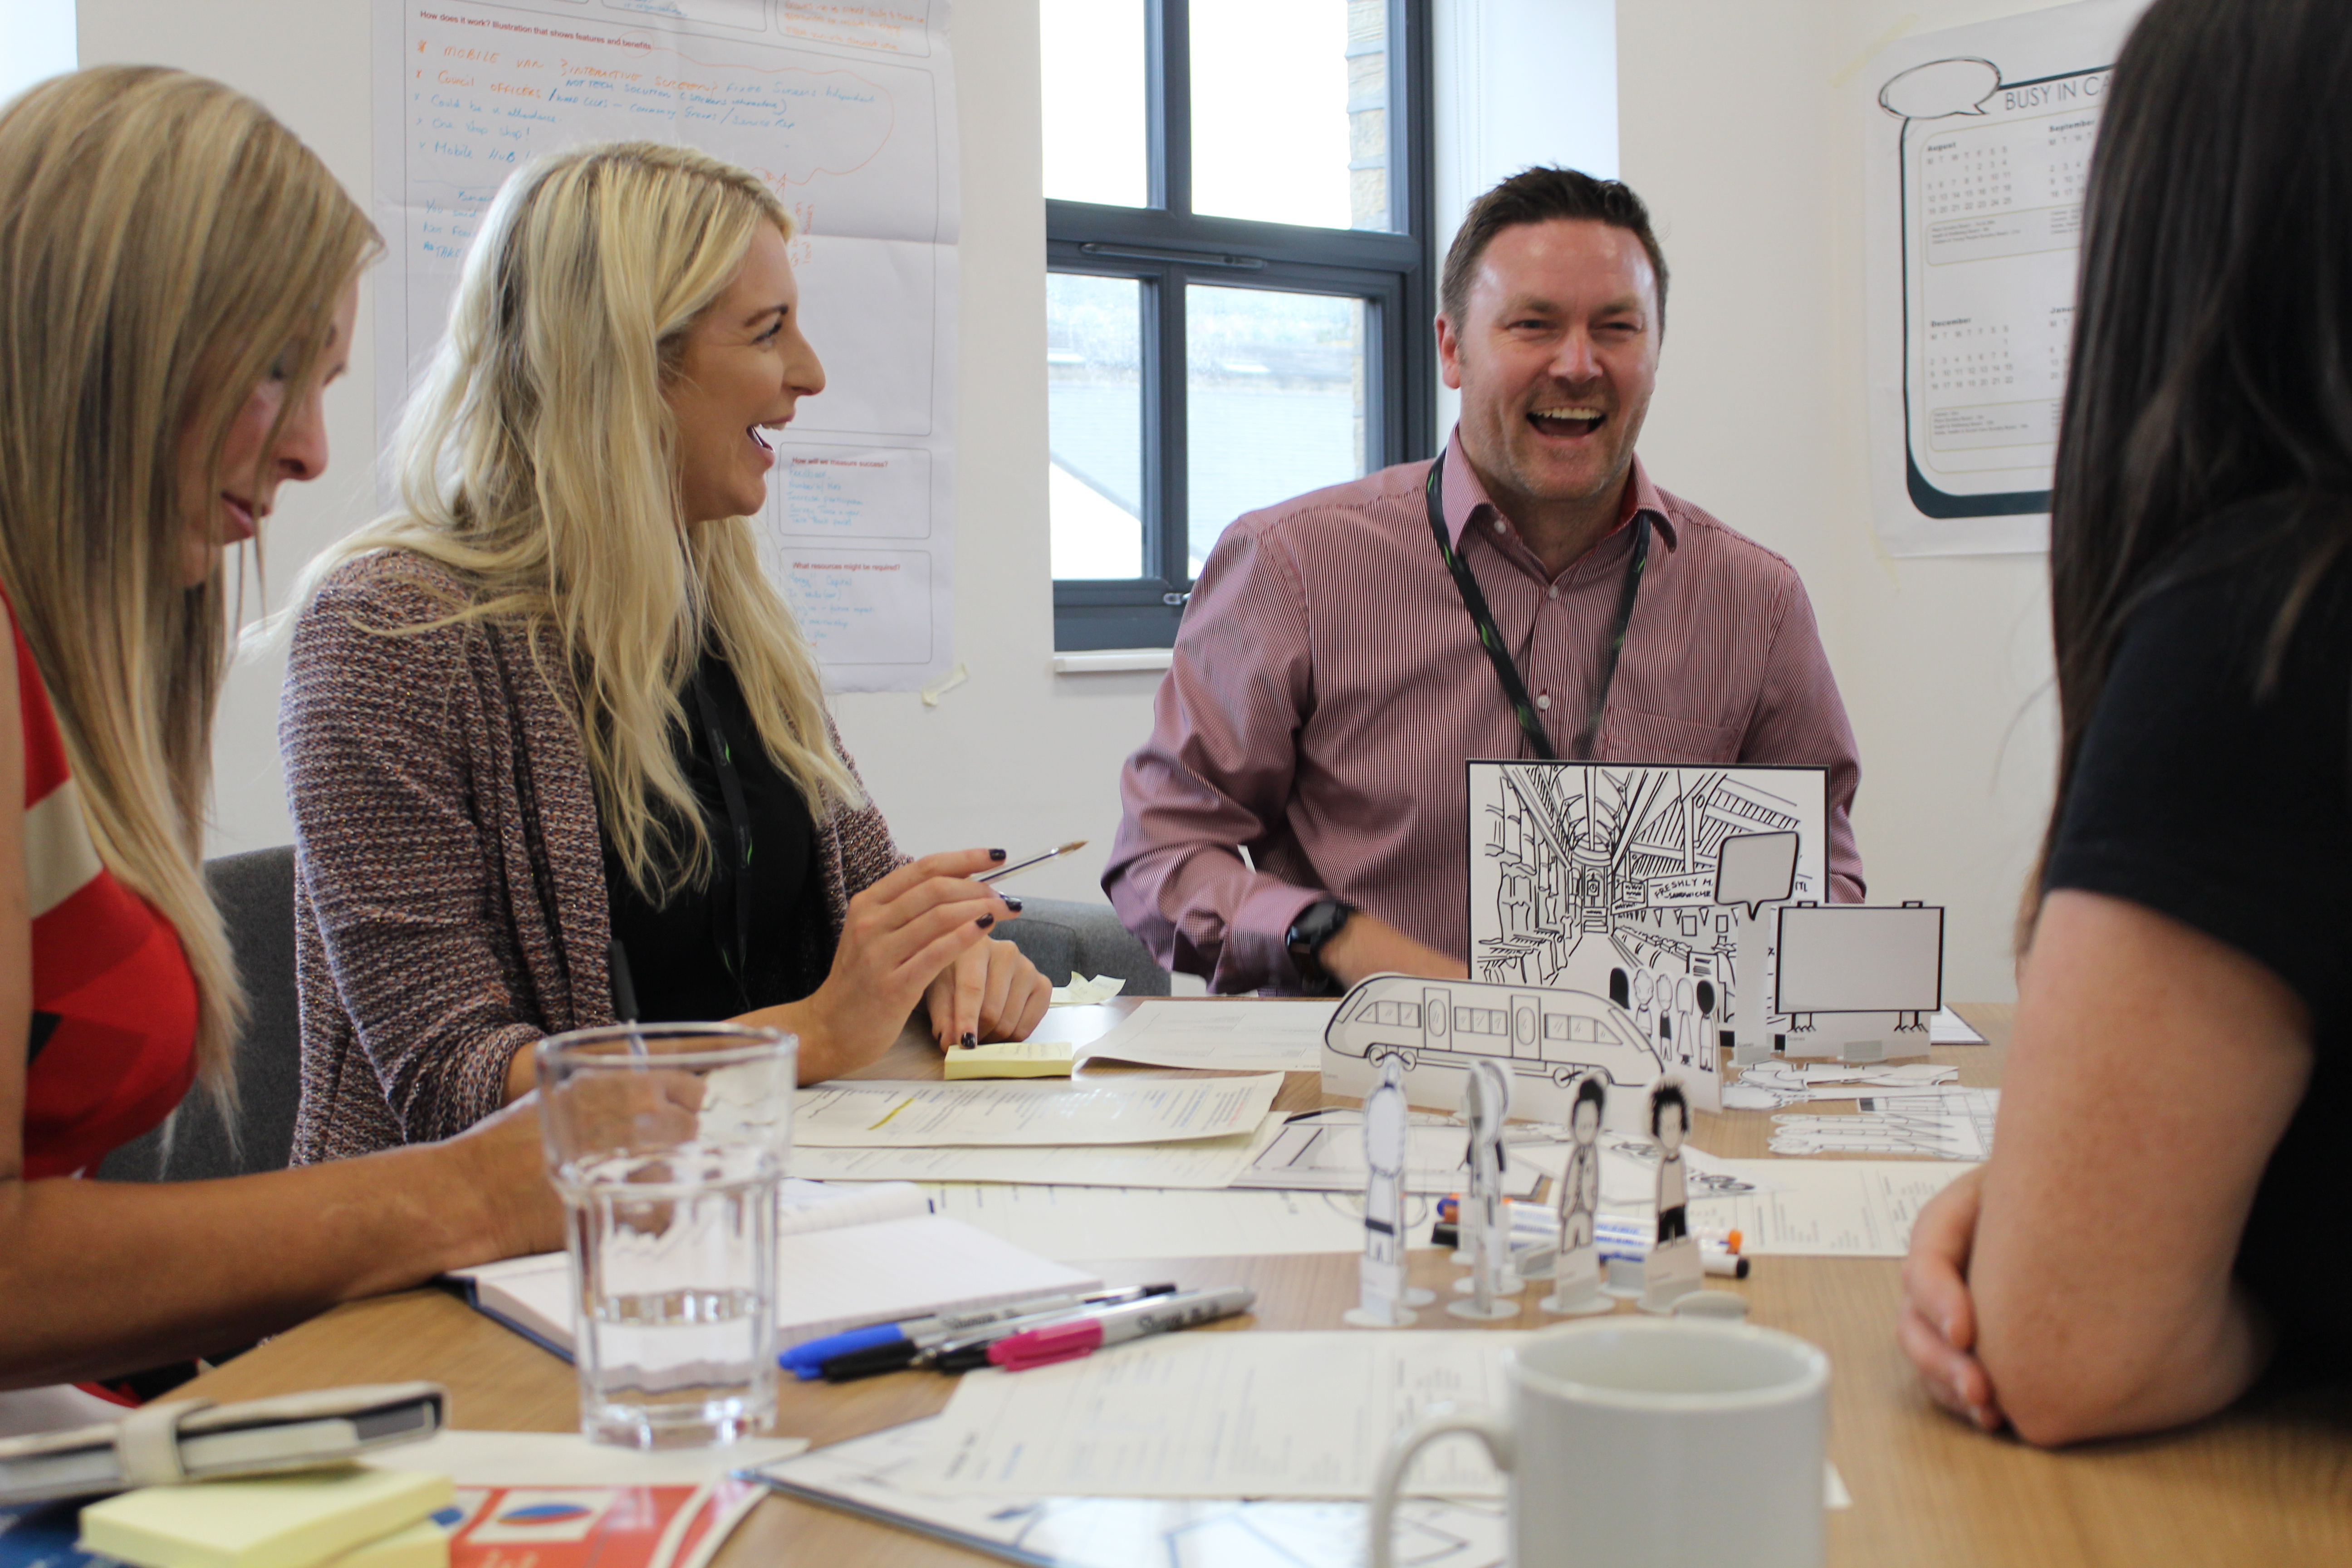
[1451,1275,1524,1296]
[1539,1288,1616,1316]
[1445,1297,1523,1322]
[1343,1305,1417,1328]
[1402,1287,1436,1306]
[1602,1256,1646,1298]
[1668,1290,1749,1321]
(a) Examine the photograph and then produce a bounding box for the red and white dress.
[10,600,197,1178]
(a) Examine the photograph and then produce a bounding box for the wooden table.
[181,1002,2352,1565]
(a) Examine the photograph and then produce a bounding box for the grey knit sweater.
[280,548,902,1165]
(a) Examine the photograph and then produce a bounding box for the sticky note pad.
[80,1465,453,1568]
[328,1519,449,1568]
[943,1038,1076,1079]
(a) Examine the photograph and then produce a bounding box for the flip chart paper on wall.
[1862,0,2147,555]
[370,0,959,691]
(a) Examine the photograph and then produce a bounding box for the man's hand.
[1316,912,1468,988]
[1898,1164,2005,1432]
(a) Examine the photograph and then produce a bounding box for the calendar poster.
[1861,0,2145,556]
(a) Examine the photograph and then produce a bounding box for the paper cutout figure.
[1773,901,1945,1061]
[1640,1077,1703,1313]
[1447,1059,1520,1320]
[1344,1057,1416,1328]
[1540,1073,1612,1316]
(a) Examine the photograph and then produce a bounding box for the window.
[1043,0,1435,651]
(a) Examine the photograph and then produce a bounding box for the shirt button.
[1536,693,1552,711]
[1547,585,1559,600]
[1492,518,1507,534]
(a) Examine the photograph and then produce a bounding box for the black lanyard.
[687,667,756,1000]
[1423,459,1649,761]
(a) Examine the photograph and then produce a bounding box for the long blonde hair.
[0,67,375,1096]
[311,141,859,900]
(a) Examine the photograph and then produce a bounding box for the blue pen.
[781,1285,1169,1380]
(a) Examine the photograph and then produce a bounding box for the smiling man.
[1104,168,1865,994]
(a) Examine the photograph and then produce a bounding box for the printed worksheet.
[792,1076,1282,1147]
[372,0,959,688]
[752,1419,1509,1568]
[914,1181,1425,1260]
[1648,1158,1976,1257]
[908,1333,1523,1499]
[1769,1088,1999,1161]
[789,1115,1285,1188]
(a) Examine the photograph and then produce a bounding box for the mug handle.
[1368,1403,1515,1568]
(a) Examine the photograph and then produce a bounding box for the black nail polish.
[1002,895,1024,913]
[960,1032,977,1049]
[989,848,1008,861]
[977,913,995,929]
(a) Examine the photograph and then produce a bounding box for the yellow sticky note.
[943,1037,1076,1079]
[80,1465,453,1568]
[327,1519,449,1568]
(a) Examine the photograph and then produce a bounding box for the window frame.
[1048,0,1437,652]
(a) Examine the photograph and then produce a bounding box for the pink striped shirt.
[1103,432,1865,993]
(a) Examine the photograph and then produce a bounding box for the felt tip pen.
[920,1286,1186,1372]
[986,1286,1257,1372]
[784,1284,1172,1379]
[1516,1241,1753,1280]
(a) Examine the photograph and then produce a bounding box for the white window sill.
[1051,648,1176,675]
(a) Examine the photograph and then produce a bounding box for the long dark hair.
[2038,0,2352,933]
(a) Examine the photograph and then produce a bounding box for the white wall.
[1613,0,2077,1003]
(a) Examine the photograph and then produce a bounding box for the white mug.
[1369,1318,1830,1568]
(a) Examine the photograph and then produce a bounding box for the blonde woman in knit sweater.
[280,143,1049,1162]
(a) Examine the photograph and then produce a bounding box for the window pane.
[1186,285,1367,573]
[1191,0,1387,231]
[1049,274,1146,579]
[1041,0,1147,208]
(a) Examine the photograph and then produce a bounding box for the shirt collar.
[1439,428,1678,555]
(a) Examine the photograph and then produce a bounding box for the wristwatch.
[1285,899,1357,984]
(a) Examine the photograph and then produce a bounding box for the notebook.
[448,1181,1101,1357]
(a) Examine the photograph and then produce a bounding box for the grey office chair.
[97,845,301,1184]
[997,896,1171,997]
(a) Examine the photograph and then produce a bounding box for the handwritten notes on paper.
[792,1076,1284,1147]
[790,1116,1287,1190]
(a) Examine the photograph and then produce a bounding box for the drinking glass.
[536,1022,796,1449]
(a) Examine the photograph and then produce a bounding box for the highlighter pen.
[986,1286,1257,1372]
[784,1284,1171,1380]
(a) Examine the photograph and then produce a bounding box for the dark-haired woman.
[1900,0,2352,1446]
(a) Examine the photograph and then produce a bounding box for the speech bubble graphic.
[1878,57,2002,119]
[1715,831,1800,919]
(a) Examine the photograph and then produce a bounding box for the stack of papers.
[1724,1060,1959,1110]
[1769,1088,1999,1160]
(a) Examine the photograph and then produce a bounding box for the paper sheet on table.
[1769,1088,1999,1160]
[1605,1158,1975,1256]
[750,1418,1510,1568]
[1074,1000,1340,1072]
[793,1076,1281,1147]
[1529,1135,1781,1206]
[1929,1007,1985,1044]
[790,1116,1287,1189]
[912,1181,1427,1260]
[1723,1060,1958,1109]
[1050,974,1128,1006]
[373,1429,807,1484]
[1232,1109,1546,1197]
[909,1333,1522,1499]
